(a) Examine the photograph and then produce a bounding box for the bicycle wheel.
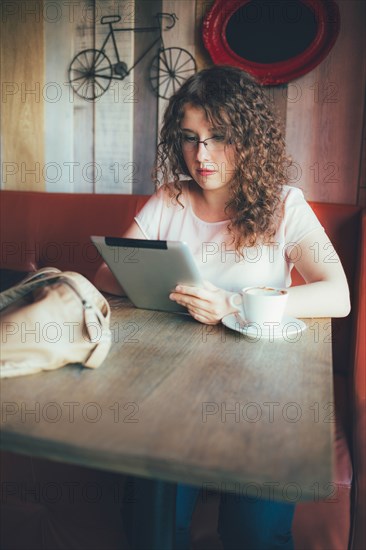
[149,47,196,99]
[68,49,112,100]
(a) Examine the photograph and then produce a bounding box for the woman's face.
[180,103,236,192]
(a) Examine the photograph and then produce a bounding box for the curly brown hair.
[153,65,291,248]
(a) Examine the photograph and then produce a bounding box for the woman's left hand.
[169,280,234,325]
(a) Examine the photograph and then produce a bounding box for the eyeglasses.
[180,134,230,152]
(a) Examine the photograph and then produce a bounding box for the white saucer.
[221,313,307,340]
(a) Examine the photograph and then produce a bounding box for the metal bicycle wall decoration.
[68,12,197,101]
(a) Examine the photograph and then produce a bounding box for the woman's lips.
[197,169,217,176]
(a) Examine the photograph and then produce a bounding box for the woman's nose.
[195,142,211,162]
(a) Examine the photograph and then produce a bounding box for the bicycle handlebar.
[156,12,178,30]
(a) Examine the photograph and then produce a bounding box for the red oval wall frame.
[202,0,340,85]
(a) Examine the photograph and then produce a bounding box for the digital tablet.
[91,236,204,313]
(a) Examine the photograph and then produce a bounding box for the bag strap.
[83,301,112,368]
[19,267,62,284]
[0,268,62,311]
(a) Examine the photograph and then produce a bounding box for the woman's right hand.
[169,280,237,325]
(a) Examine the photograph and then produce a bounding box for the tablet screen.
[91,236,203,313]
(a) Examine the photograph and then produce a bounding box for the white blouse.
[135,182,323,291]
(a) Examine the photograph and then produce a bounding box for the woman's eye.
[212,135,225,142]
[183,135,197,143]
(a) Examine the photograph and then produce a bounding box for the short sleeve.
[134,188,166,239]
[283,187,324,246]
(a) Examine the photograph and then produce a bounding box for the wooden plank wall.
[195,0,366,206]
[285,0,366,205]
[44,0,79,192]
[64,0,156,194]
[1,0,45,191]
[133,0,161,194]
[158,0,196,131]
[69,0,95,193]
[94,0,135,194]
[1,0,365,206]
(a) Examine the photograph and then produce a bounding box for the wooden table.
[0,298,335,548]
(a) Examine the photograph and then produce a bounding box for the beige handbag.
[0,267,112,378]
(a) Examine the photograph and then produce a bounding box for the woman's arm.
[170,228,351,324]
[93,221,145,295]
[285,228,351,318]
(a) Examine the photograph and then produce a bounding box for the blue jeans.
[175,484,295,550]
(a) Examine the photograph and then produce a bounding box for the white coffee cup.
[230,286,289,325]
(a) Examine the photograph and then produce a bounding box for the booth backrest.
[290,202,363,375]
[0,191,150,280]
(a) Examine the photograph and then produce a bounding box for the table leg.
[123,477,177,550]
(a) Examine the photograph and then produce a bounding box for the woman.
[96,66,350,549]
